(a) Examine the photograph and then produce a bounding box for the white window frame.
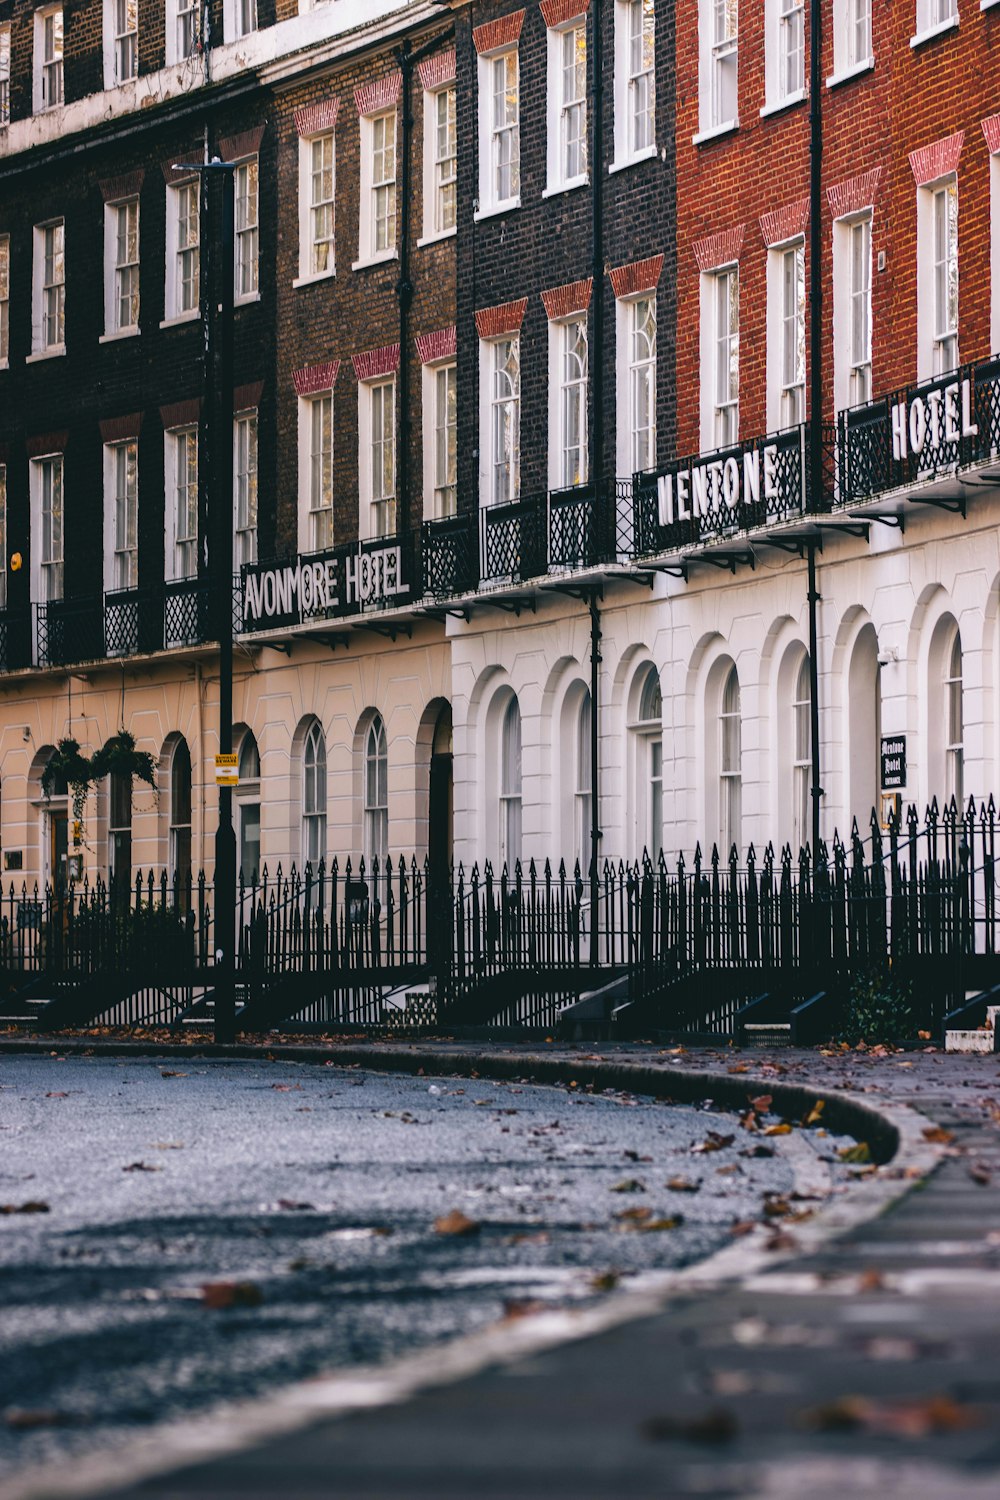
[103,438,138,594]
[420,85,457,244]
[0,235,9,367]
[168,739,192,886]
[697,0,738,138]
[763,0,805,114]
[422,358,457,519]
[615,292,657,476]
[163,178,200,326]
[912,0,958,48]
[699,264,739,451]
[916,173,958,381]
[297,391,334,554]
[612,0,656,171]
[363,714,389,869]
[167,0,200,67]
[548,314,589,491]
[766,238,805,431]
[301,720,327,870]
[479,335,521,507]
[545,18,588,197]
[832,209,872,412]
[30,452,64,606]
[828,0,873,85]
[499,695,522,868]
[992,150,1000,358]
[296,128,336,285]
[476,44,520,219]
[30,219,65,360]
[574,689,593,871]
[718,664,742,856]
[234,409,258,568]
[224,0,257,42]
[792,654,811,853]
[1,24,12,128]
[234,156,259,304]
[103,0,138,89]
[945,629,963,808]
[355,109,397,270]
[629,667,663,858]
[358,376,396,540]
[34,6,64,114]
[102,195,140,340]
[164,426,198,583]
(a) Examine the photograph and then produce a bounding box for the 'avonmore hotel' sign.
[241,540,410,630]
[841,355,1000,504]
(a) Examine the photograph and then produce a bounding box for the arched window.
[575,689,593,870]
[364,714,388,867]
[109,770,131,887]
[169,738,192,885]
[719,665,741,855]
[499,695,522,866]
[945,629,963,806]
[633,667,662,856]
[792,655,811,851]
[302,720,326,868]
[848,623,880,828]
[237,731,261,884]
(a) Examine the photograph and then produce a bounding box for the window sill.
[760,89,807,119]
[910,14,959,46]
[159,312,199,330]
[235,291,261,308]
[99,326,139,344]
[26,345,65,364]
[292,268,336,288]
[542,174,590,199]
[608,144,658,176]
[473,197,521,222]
[826,57,875,87]
[416,226,457,249]
[692,119,739,147]
[982,0,1000,12]
[351,249,398,271]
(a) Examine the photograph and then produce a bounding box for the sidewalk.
[7,1039,1000,1499]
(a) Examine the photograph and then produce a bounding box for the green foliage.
[40,731,157,850]
[839,967,915,1045]
[40,738,92,830]
[90,731,157,791]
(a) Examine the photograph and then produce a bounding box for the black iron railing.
[480,493,547,585]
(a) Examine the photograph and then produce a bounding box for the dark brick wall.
[454,0,677,514]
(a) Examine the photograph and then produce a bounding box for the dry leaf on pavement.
[201,1281,264,1310]
[434,1209,481,1236]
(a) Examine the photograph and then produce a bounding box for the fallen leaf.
[623,1150,653,1163]
[922,1126,955,1145]
[918,1030,932,1041]
[590,1271,620,1292]
[122,1162,161,1173]
[45,1091,70,1099]
[838,1142,872,1164]
[610,1178,646,1194]
[614,1205,653,1225]
[802,1100,825,1127]
[764,1230,799,1252]
[969,1163,992,1186]
[0,1201,50,1214]
[502,1298,547,1321]
[641,1408,739,1444]
[729,1220,757,1237]
[750,1094,773,1114]
[640,1215,684,1232]
[857,1268,886,1292]
[666,1176,701,1192]
[742,1144,775,1159]
[150,1142,184,1150]
[201,1281,264,1310]
[276,1199,315,1211]
[692,1131,735,1154]
[800,1394,980,1438]
[160,1070,187,1079]
[764,1122,793,1136]
[727,1063,749,1074]
[434,1209,480,1237]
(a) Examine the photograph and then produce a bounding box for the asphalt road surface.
[0,1055,850,1480]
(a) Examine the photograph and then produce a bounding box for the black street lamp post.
[175,155,237,1045]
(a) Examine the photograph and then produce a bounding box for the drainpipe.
[589,591,601,969]
[396,28,454,545]
[807,0,824,852]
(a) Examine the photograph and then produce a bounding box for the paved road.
[0,1055,845,1486]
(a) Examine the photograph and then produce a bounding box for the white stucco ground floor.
[0,493,996,890]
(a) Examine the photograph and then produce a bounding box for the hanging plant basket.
[90,730,157,792]
[40,737,93,832]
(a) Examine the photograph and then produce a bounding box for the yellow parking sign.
[215,753,239,787]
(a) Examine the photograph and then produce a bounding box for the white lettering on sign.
[657,444,782,529]
[890,378,978,463]
[345,545,410,607]
[243,560,339,626]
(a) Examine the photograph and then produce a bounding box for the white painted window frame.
[354,109,397,270]
[224,0,257,42]
[765,237,805,431]
[0,25,10,128]
[916,172,959,381]
[167,0,200,67]
[420,84,457,243]
[545,16,588,197]
[614,291,657,477]
[30,218,65,360]
[234,155,260,304]
[103,0,138,89]
[763,0,805,113]
[234,409,258,568]
[363,714,389,869]
[499,695,523,868]
[30,451,64,606]
[421,357,457,520]
[102,195,140,340]
[828,0,873,85]
[699,263,739,451]
[547,313,589,492]
[992,150,1000,357]
[296,127,336,285]
[34,6,64,114]
[476,43,520,219]
[0,234,9,367]
[103,438,138,594]
[697,0,737,137]
[297,391,334,554]
[832,207,873,412]
[912,0,958,47]
[612,0,657,171]
[479,335,521,506]
[163,425,198,583]
[162,177,200,326]
[358,375,396,540]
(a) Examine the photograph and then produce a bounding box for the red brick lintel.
[352,345,401,381]
[475,299,529,339]
[759,199,809,248]
[826,168,883,219]
[473,11,525,54]
[692,228,745,273]
[293,361,341,397]
[608,255,664,299]
[908,131,964,187]
[541,278,593,320]
[415,327,458,364]
[99,413,143,444]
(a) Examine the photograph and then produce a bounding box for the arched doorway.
[428,704,453,883]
